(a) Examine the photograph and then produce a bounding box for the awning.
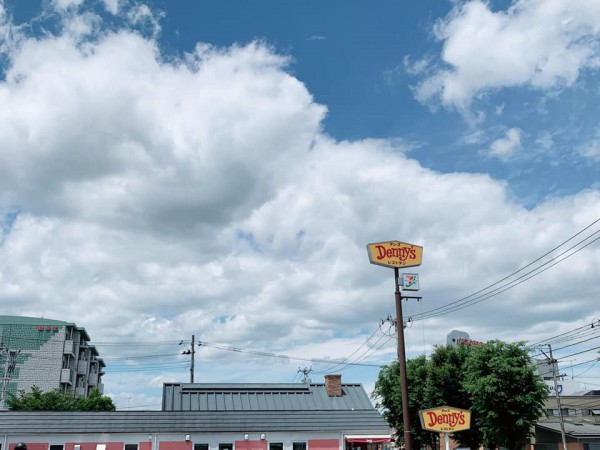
[344,435,391,443]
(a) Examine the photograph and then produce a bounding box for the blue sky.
[1,0,600,409]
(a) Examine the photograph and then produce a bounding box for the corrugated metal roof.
[0,410,391,435]
[0,315,70,326]
[162,383,375,412]
[537,421,600,437]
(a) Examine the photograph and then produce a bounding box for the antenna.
[297,367,313,383]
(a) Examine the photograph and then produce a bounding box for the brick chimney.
[324,374,342,397]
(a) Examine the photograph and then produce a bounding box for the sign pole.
[367,240,423,450]
[394,267,412,450]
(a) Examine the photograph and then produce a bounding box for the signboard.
[402,273,420,291]
[366,241,423,269]
[419,406,471,433]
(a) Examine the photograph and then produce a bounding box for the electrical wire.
[409,217,600,321]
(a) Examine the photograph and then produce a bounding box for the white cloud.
[415,0,600,109]
[486,127,522,160]
[102,0,121,15]
[53,0,84,10]
[578,128,600,160]
[0,2,600,408]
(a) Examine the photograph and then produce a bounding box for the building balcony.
[77,360,89,373]
[60,369,74,385]
[63,340,75,355]
[88,373,98,386]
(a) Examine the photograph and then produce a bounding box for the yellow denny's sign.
[366,241,423,269]
[419,406,471,433]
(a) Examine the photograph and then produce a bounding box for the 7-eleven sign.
[401,274,419,291]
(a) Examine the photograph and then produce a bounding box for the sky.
[0,0,600,410]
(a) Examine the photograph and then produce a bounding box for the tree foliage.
[425,344,483,449]
[373,340,548,450]
[374,355,437,450]
[7,386,116,411]
[464,341,548,450]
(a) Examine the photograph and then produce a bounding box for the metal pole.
[548,344,568,450]
[191,335,195,383]
[394,267,412,450]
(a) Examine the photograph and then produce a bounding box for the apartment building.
[0,315,105,409]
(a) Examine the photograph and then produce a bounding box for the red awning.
[345,437,391,443]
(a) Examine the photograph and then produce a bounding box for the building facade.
[0,315,105,408]
[0,375,391,450]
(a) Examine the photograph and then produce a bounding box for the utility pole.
[191,334,195,383]
[394,267,412,450]
[366,240,423,450]
[180,336,196,383]
[540,344,568,450]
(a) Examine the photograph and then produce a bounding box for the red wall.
[308,440,340,450]
[159,442,192,450]
[10,444,48,450]
[234,441,267,450]
[65,443,124,450]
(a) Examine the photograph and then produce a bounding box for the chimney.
[324,374,342,397]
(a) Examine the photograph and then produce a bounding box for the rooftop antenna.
[298,366,312,383]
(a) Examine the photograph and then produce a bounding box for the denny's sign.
[419,406,471,433]
[366,241,423,269]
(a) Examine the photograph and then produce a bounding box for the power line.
[409,217,600,321]
[197,340,384,368]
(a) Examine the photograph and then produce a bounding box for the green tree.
[82,388,117,411]
[374,341,548,450]
[7,386,115,411]
[426,345,483,450]
[463,340,548,450]
[373,356,437,450]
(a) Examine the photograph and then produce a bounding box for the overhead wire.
[409,217,600,321]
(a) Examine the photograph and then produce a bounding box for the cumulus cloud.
[1,0,600,408]
[415,0,600,109]
[578,128,600,160]
[486,127,522,160]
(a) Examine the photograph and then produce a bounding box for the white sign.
[402,273,419,291]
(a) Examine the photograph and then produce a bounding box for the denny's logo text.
[419,406,471,433]
[367,241,423,269]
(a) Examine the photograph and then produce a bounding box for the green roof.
[0,315,71,326]
[0,315,90,340]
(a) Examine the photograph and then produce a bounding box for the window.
[195,445,209,450]
[219,444,233,450]
[293,443,307,450]
[50,446,64,450]
[270,444,283,450]
[125,445,138,450]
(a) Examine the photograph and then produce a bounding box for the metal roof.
[0,316,70,326]
[537,421,600,437]
[0,410,391,435]
[162,383,376,412]
[0,315,91,340]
